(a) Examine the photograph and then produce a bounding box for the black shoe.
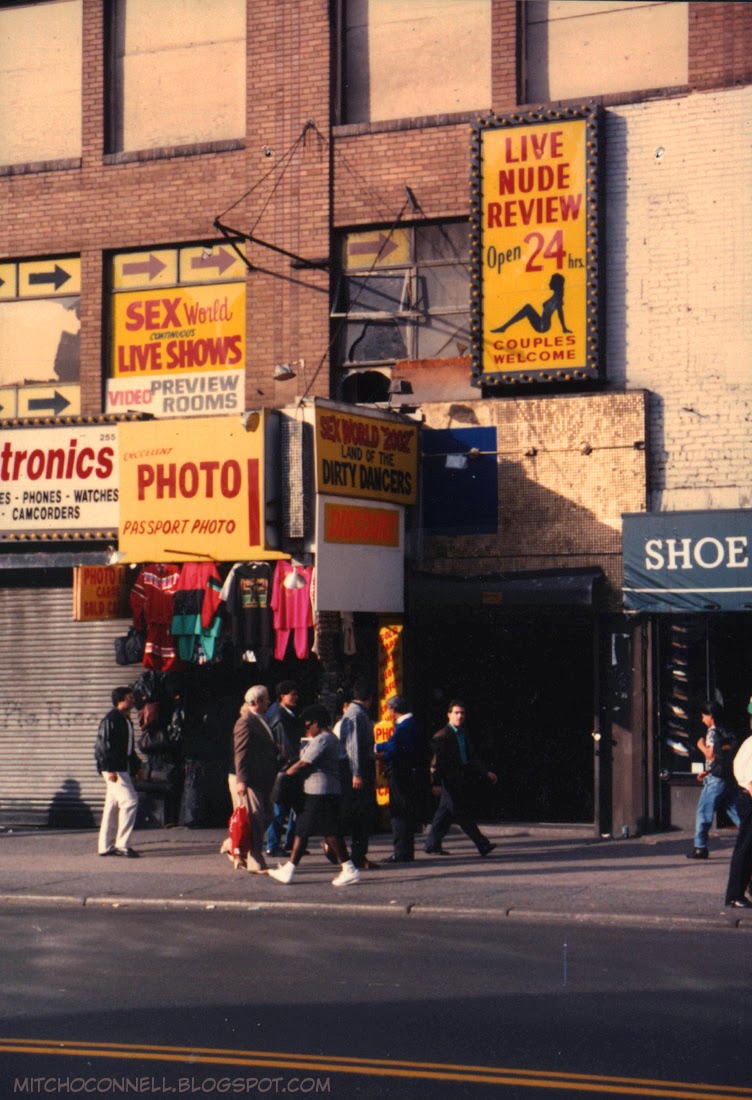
[265,846,285,857]
[355,859,380,870]
[385,855,413,863]
[726,897,752,909]
[98,847,116,857]
[114,847,140,858]
[479,843,497,858]
[686,848,709,860]
[424,846,450,855]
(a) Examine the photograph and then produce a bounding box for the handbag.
[271,766,305,813]
[115,626,145,666]
[228,799,251,859]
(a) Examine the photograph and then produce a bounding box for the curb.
[1,892,750,930]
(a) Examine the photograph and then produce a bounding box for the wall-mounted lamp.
[388,378,413,397]
[274,358,307,393]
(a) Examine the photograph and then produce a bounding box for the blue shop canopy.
[623,510,752,612]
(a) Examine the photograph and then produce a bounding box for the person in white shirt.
[723,733,752,909]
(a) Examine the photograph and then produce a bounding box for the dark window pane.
[414,265,470,311]
[335,273,406,315]
[341,319,408,364]
[415,222,470,262]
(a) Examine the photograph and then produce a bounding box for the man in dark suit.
[377,694,427,863]
[424,699,497,857]
[231,684,280,873]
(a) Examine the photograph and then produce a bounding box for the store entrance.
[409,607,595,823]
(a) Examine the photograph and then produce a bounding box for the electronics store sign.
[623,511,752,612]
[0,425,118,538]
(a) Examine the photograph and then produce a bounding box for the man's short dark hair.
[701,700,723,722]
[300,704,331,730]
[447,699,466,711]
[112,686,132,707]
[276,680,298,699]
[352,677,373,701]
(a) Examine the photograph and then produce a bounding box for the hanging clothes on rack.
[129,563,182,671]
[271,562,314,660]
[171,562,224,663]
[219,561,275,668]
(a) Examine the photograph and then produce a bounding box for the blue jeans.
[265,802,296,852]
[694,775,740,849]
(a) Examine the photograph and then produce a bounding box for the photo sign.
[472,106,600,386]
[118,414,276,563]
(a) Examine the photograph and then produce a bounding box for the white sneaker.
[267,861,295,885]
[332,862,360,887]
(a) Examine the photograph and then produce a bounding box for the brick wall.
[0,0,333,415]
[418,391,648,608]
[602,86,752,512]
[689,2,752,90]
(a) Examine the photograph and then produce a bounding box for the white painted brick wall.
[603,87,752,512]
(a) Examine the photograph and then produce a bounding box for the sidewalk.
[0,822,748,929]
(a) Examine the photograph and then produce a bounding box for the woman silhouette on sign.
[492,273,572,335]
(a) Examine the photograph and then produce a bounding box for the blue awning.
[623,510,752,612]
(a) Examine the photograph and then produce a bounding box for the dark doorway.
[409,607,595,823]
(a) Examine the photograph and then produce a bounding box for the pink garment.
[271,562,313,660]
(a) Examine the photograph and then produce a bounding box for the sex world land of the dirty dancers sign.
[118,414,279,563]
[471,105,600,386]
[315,404,418,506]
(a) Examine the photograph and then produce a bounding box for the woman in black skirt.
[267,704,360,887]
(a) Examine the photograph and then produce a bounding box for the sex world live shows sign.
[623,510,752,612]
[109,284,244,419]
[118,414,278,563]
[471,106,600,386]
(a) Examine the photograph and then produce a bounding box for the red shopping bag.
[228,801,250,859]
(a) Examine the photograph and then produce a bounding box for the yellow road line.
[0,1038,750,1099]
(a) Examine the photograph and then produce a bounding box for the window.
[0,256,81,419]
[525,1,688,102]
[333,222,470,402]
[0,0,82,166]
[341,0,491,124]
[109,0,245,153]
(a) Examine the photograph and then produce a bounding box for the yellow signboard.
[345,228,408,268]
[374,620,404,807]
[179,244,246,284]
[74,565,129,621]
[315,406,418,506]
[476,111,599,384]
[19,258,81,298]
[17,384,80,418]
[0,264,16,299]
[113,250,178,290]
[118,414,278,563]
[112,282,246,377]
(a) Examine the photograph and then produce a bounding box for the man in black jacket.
[424,700,497,857]
[96,686,141,858]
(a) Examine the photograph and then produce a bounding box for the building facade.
[0,1,750,833]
